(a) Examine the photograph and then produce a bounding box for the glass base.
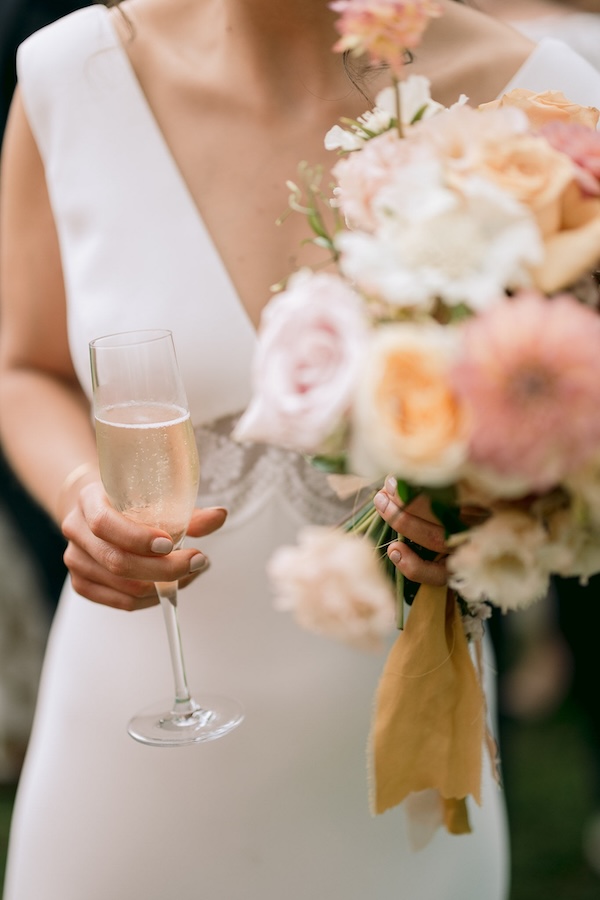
[127,693,244,747]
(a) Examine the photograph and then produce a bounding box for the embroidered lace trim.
[194,414,369,530]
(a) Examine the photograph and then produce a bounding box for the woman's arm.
[0,89,224,610]
[0,89,98,520]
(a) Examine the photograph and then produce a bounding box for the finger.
[186,507,228,538]
[67,561,159,611]
[63,518,210,584]
[70,574,160,611]
[387,540,448,587]
[65,543,208,609]
[65,541,158,605]
[66,481,180,557]
[373,491,447,554]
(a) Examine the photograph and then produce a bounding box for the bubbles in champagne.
[95,402,200,543]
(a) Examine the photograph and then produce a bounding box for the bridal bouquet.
[234,0,600,838]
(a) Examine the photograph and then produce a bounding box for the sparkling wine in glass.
[90,329,243,746]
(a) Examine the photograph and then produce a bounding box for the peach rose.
[480,88,600,131]
[461,128,600,291]
[461,134,575,238]
[351,323,469,485]
[533,185,600,292]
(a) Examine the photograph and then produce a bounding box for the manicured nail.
[389,549,402,565]
[373,491,388,513]
[151,537,173,554]
[385,475,397,495]
[189,553,209,573]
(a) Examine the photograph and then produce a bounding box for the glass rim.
[89,329,173,350]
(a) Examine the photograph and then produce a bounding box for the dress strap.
[17,5,121,163]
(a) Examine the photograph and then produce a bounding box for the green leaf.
[396,479,419,505]
[309,454,348,474]
[430,500,468,539]
[410,104,429,123]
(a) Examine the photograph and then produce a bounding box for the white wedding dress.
[4,9,600,899]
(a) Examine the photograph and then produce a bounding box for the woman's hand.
[373,476,448,587]
[61,480,227,611]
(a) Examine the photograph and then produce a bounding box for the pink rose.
[233,270,368,455]
[540,121,600,195]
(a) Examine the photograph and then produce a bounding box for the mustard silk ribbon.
[370,584,486,834]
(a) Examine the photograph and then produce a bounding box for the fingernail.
[373,491,388,513]
[151,537,173,554]
[207,506,228,515]
[385,475,397,495]
[389,549,402,565]
[189,553,209,573]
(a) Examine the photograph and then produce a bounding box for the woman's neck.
[124,0,353,110]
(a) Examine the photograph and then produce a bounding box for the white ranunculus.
[232,270,369,455]
[336,174,543,311]
[267,526,396,653]
[447,510,550,612]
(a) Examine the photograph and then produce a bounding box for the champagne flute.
[89,329,243,746]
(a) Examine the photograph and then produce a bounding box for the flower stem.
[395,533,405,630]
[393,75,403,139]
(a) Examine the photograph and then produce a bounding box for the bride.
[1,1,599,897]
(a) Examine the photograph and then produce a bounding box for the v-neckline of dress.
[98,4,258,340]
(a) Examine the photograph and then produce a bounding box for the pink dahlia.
[330,0,442,76]
[451,291,600,493]
[540,121,600,196]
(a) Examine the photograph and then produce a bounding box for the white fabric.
[501,36,600,101]
[6,9,599,899]
[510,15,600,73]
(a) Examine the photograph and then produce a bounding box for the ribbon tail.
[370,585,486,830]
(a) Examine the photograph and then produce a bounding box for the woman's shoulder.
[411,1,536,106]
[16,4,121,159]
[17,4,111,85]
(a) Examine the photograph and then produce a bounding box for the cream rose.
[480,89,600,131]
[351,323,469,484]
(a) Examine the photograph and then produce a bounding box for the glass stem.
[155,581,197,715]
